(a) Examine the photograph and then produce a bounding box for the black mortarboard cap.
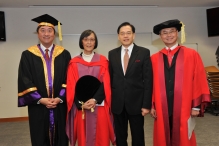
[31,14,62,27]
[153,19,182,35]
[75,75,101,103]
[32,14,63,41]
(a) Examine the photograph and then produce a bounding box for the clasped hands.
[39,98,61,109]
[82,98,96,110]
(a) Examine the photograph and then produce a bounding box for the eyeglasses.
[39,28,54,34]
[83,38,95,42]
[119,32,133,36]
[160,30,177,36]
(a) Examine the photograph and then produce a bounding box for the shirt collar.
[40,44,53,52]
[165,43,178,50]
[122,43,134,52]
[82,51,94,57]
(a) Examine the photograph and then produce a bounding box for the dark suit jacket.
[108,44,153,115]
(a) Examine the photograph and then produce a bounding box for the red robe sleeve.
[192,51,211,116]
[99,55,116,144]
[66,60,79,113]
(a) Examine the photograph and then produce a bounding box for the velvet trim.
[158,52,171,146]
[18,91,41,107]
[28,45,64,97]
[171,48,184,146]
[18,87,37,96]
[59,88,66,97]
[62,84,67,88]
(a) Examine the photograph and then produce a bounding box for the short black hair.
[79,29,98,49]
[36,25,56,34]
[117,22,135,34]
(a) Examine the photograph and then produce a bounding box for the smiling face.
[118,25,135,48]
[82,33,96,54]
[160,27,178,48]
[37,26,55,48]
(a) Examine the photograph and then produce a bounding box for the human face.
[82,33,96,54]
[118,25,135,48]
[160,27,178,48]
[38,26,55,48]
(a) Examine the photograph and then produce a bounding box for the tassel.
[58,21,62,41]
[180,21,186,44]
[81,102,85,119]
[79,101,85,119]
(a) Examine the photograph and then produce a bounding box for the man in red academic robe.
[150,19,211,146]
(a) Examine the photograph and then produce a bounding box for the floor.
[0,112,218,146]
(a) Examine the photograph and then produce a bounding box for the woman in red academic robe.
[66,30,116,146]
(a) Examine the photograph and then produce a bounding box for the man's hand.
[39,98,61,109]
[150,108,157,119]
[141,108,150,116]
[191,109,200,117]
[52,98,61,104]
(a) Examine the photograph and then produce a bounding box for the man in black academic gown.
[17,14,71,146]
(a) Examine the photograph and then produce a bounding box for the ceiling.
[0,0,219,8]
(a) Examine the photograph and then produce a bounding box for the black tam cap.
[75,75,101,103]
[32,14,63,41]
[31,14,62,27]
[153,19,182,35]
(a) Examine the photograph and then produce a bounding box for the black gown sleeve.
[93,83,105,104]
[57,50,71,102]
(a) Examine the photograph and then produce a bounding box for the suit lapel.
[115,46,124,75]
[125,45,139,75]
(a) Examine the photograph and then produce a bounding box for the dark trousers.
[169,115,173,139]
[113,108,145,146]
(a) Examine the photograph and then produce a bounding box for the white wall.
[0,7,218,118]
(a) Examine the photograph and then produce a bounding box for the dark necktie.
[45,49,50,60]
[167,48,172,66]
[124,49,129,74]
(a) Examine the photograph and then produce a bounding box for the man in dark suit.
[108,22,153,146]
